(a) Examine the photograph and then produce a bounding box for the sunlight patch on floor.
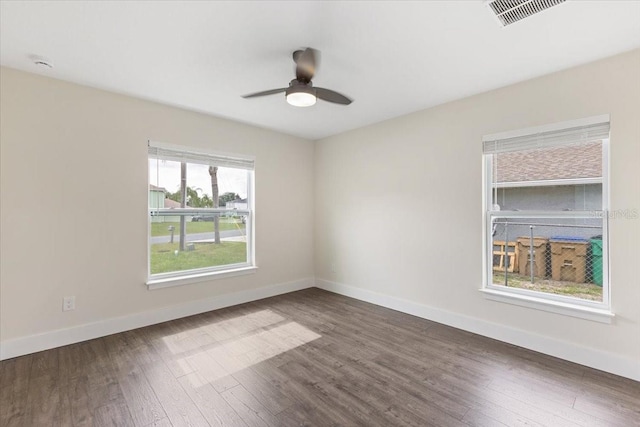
[181,321,321,388]
[161,309,286,355]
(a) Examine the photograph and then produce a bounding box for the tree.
[167,190,181,203]
[167,187,213,208]
[186,187,199,207]
[219,192,240,207]
[200,194,213,207]
[209,166,221,244]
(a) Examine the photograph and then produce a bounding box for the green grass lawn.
[151,218,245,237]
[150,241,247,274]
[492,272,602,301]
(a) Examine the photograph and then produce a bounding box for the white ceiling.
[1,1,639,140]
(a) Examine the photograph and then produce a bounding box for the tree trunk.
[179,162,187,251]
[209,166,220,244]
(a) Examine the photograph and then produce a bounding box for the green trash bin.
[590,238,603,286]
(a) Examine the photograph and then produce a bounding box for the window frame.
[481,116,612,320]
[146,141,256,288]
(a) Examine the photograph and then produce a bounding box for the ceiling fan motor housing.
[286,80,315,96]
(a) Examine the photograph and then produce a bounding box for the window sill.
[479,288,614,324]
[147,266,258,290]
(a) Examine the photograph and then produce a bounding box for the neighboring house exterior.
[226,198,248,211]
[149,184,181,223]
[493,142,602,241]
[164,198,181,209]
[149,184,166,208]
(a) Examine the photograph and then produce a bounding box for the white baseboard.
[315,278,640,382]
[0,277,314,361]
[3,276,638,382]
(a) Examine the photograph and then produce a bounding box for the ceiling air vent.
[487,0,566,27]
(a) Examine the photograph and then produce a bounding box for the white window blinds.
[148,141,255,170]
[483,116,610,155]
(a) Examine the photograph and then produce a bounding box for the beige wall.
[315,50,640,366]
[2,50,639,375]
[0,67,315,341]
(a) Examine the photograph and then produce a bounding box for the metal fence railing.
[491,218,603,302]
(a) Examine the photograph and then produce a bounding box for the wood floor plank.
[473,387,583,427]
[183,349,239,393]
[582,368,640,399]
[250,362,365,426]
[29,349,59,379]
[141,361,209,427]
[22,370,61,426]
[275,402,336,427]
[22,349,62,426]
[1,288,639,427]
[0,355,32,427]
[65,375,94,426]
[573,394,640,427]
[375,351,460,394]
[143,417,173,427]
[178,371,247,427]
[576,372,640,408]
[232,367,294,415]
[107,350,167,426]
[55,383,73,427]
[462,407,539,427]
[278,360,381,425]
[485,376,621,427]
[221,384,280,427]
[93,400,135,427]
[80,340,125,409]
[160,317,217,356]
[278,345,440,427]
[292,345,468,427]
[461,408,511,427]
[141,326,198,379]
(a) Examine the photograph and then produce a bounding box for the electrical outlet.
[330,262,337,273]
[63,296,75,312]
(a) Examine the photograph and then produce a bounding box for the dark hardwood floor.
[1,288,639,426]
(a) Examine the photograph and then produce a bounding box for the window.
[148,142,254,285]
[482,116,610,312]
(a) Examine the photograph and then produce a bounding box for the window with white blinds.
[148,144,255,170]
[482,118,610,155]
[482,115,610,311]
[148,141,254,283]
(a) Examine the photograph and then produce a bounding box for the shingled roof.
[495,141,602,183]
[164,198,181,208]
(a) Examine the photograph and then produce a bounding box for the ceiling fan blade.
[294,48,319,83]
[315,87,353,105]
[242,88,287,98]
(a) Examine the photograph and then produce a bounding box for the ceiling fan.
[242,48,353,107]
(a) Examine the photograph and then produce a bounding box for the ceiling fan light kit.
[243,47,352,107]
[286,84,317,107]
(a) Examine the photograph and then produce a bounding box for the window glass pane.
[149,158,250,276]
[491,141,602,211]
[149,214,247,275]
[490,216,603,302]
[149,160,249,207]
[492,184,602,211]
